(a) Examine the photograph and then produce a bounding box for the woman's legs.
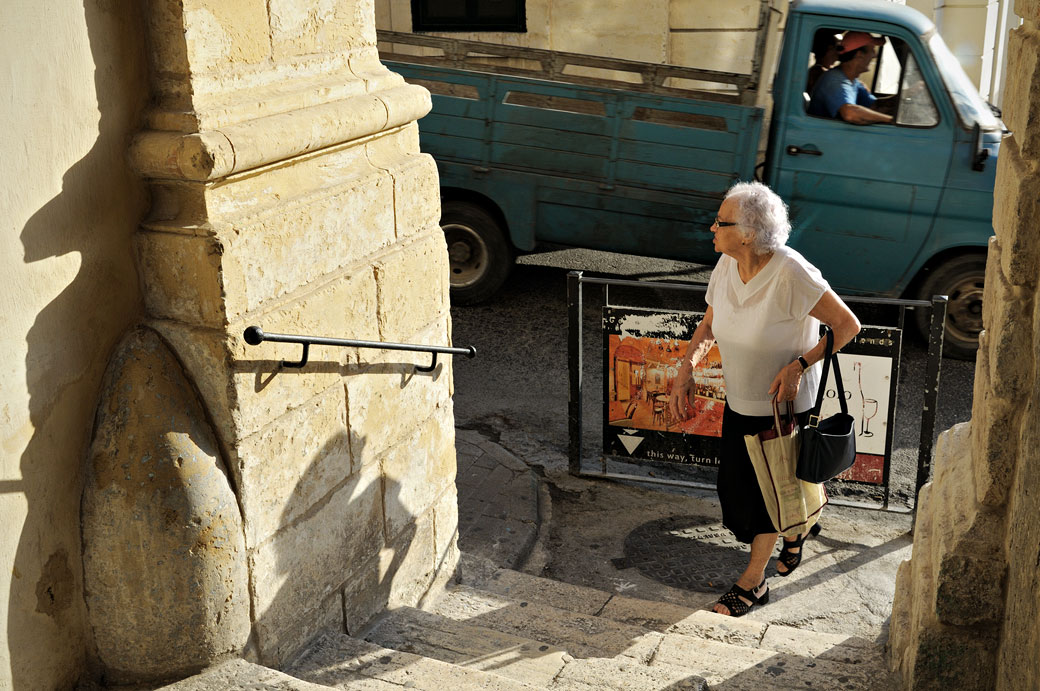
[776,535,801,575]
[713,531,778,615]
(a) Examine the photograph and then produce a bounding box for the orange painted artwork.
[607,334,726,437]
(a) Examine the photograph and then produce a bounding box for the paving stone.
[476,566,612,617]
[364,606,568,685]
[158,659,342,690]
[549,656,709,690]
[759,625,880,665]
[653,633,895,690]
[430,585,665,662]
[288,632,541,690]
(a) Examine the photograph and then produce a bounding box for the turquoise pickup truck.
[379,0,1004,358]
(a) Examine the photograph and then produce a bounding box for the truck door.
[767,26,954,296]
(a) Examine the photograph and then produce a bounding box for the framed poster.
[603,307,901,485]
[818,326,900,485]
[603,307,725,466]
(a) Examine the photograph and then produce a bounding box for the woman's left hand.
[768,362,803,402]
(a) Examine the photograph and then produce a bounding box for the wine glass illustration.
[854,362,879,437]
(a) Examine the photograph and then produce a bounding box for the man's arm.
[838,103,893,125]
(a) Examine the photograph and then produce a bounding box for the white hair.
[724,181,791,255]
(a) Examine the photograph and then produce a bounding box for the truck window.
[411,0,526,32]
[895,52,939,127]
[805,31,938,128]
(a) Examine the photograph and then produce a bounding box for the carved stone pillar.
[83,0,457,681]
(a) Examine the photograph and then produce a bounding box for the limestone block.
[350,46,406,93]
[130,130,235,182]
[375,0,390,29]
[145,0,192,104]
[218,171,395,318]
[392,156,441,238]
[970,387,1021,507]
[136,229,226,328]
[670,33,756,74]
[993,138,1040,284]
[909,627,998,689]
[386,511,437,608]
[146,321,238,449]
[204,135,379,220]
[374,232,450,342]
[133,86,431,182]
[236,384,352,547]
[263,591,346,669]
[250,460,384,663]
[432,484,460,567]
[1004,25,1040,160]
[82,328,250,683]
[670,1,761,29]
[270,0,376,60]
[888,559,913,672]
[934,553,1007,626]
[386,0,412,32]
[549,0,668,63]
[345,330,453,466]
[380,404,457,540]
[183,0,271,72]
[342,551,393,635]
[981,238,1034,402]
[997,395,1040,688]
[1016,0,1040,22]
[968,328,1018,506]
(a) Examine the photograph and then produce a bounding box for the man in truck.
[808,31,894,125]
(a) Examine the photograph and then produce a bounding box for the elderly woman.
[668,181,860,617]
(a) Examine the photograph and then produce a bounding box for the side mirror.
[971,122,989,171]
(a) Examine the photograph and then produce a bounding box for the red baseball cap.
[841,31,884,55]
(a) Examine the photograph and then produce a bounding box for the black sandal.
[776,522,822,577]
[715,578,769,617]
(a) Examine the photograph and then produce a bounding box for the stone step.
[157,659,340,691]
[459,553,884,666]
[286,631,542,690]
[363,606,569,686]
[362,606,711,691]
[435,566,899,689]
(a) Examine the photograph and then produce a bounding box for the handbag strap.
[808,327,849,427]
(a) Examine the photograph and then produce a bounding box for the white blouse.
[705,245,829,416]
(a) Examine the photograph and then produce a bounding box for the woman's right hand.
[668,381,692,422]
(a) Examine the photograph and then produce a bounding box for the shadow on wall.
[242,355,454,668]
[7,0,148,687]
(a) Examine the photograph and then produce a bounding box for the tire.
[441,201,513,305]
[914,254,986,360]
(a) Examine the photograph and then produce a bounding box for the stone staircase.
[163,554,898,690]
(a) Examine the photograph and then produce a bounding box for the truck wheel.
[441,201,512,305]
[915,254,986,360]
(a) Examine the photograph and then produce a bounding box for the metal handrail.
[243,326,476,371]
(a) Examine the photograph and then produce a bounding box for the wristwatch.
[797,355,810,372]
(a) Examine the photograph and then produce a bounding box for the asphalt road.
[449,247,977,511]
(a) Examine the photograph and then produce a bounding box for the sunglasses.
[713,218,739,228]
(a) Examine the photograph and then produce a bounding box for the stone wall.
[888,0,1040,687]
[77,0,458,684]
[376,0,782,95]
[1,3,149,689]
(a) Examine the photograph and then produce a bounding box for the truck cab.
[766,0,1004,357]
[379,0,1004,358]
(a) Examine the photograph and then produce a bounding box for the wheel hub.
[946,277,985,340]
[442,223,488,288]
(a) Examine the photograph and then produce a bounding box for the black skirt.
[718,402,811,544]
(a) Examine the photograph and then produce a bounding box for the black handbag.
[797,327,856,483]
